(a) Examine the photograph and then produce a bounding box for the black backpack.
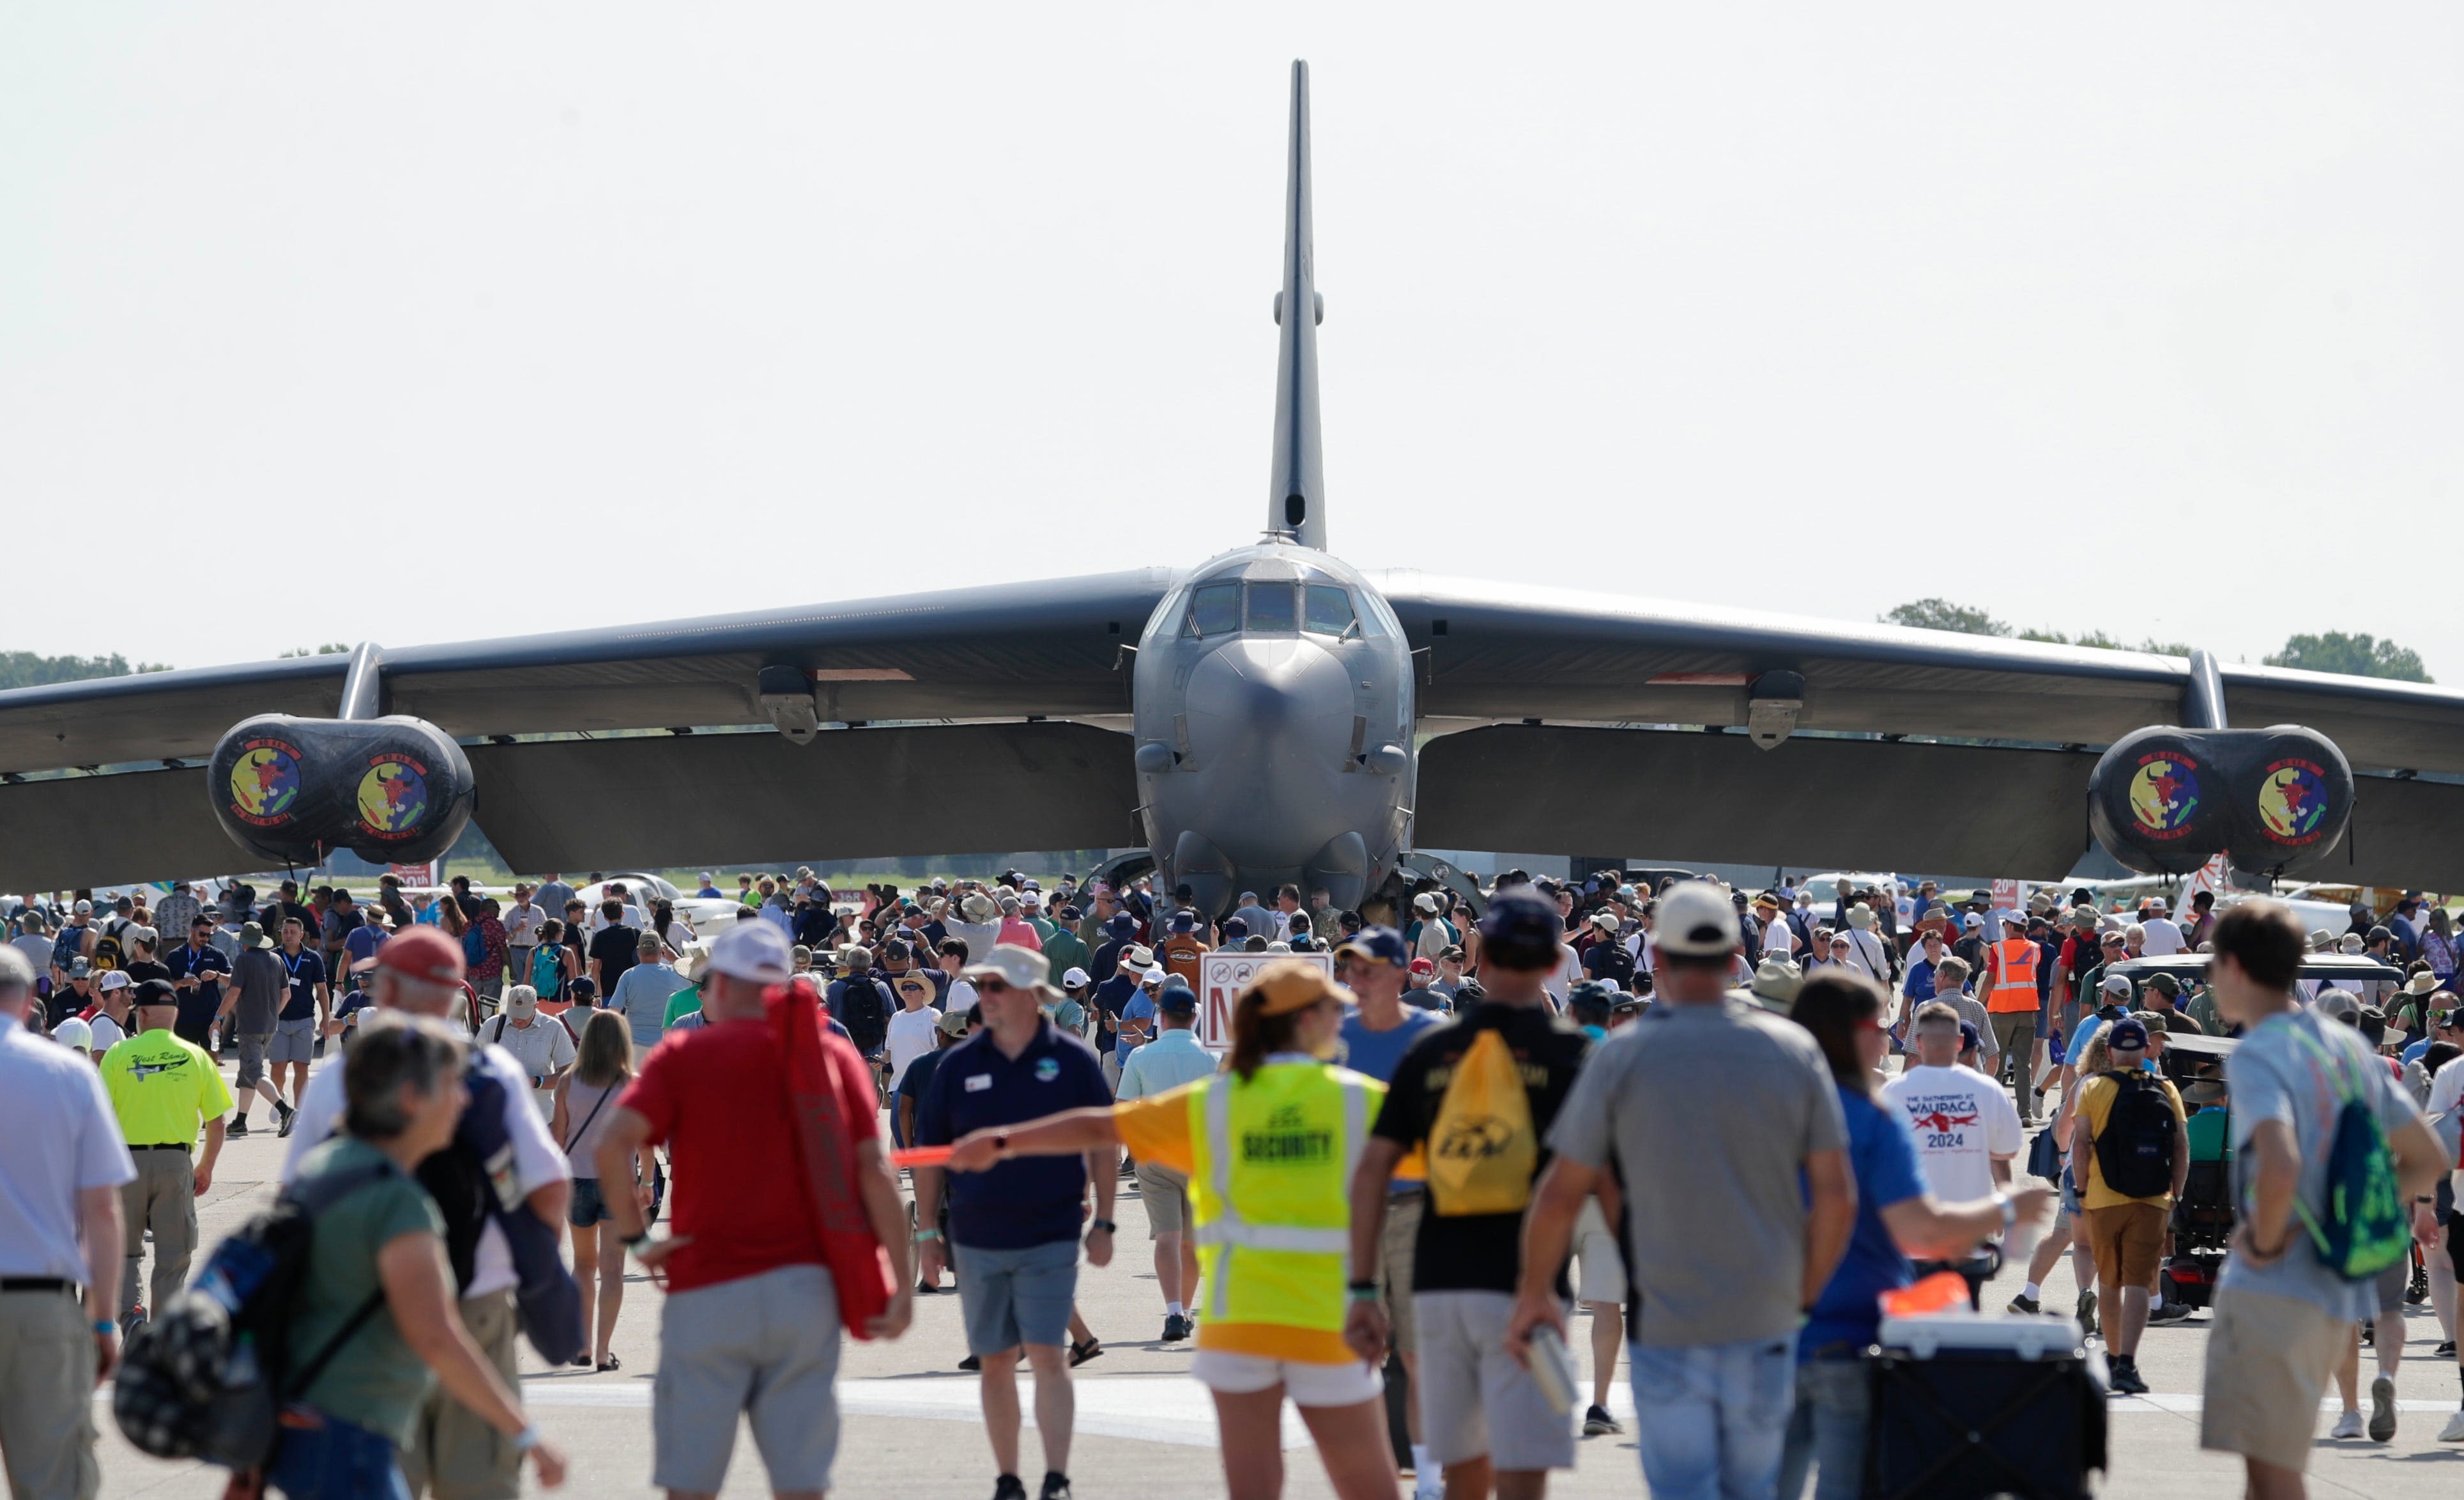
[2091,1071,2179,1200]
[114,1161,394,1469]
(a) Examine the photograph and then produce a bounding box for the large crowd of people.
[0,862,2458,1500]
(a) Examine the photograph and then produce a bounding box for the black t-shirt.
[120,960,171,987]
[1582,942,1634,987]
[1370,999,1591,1294]
[589,924,641,993]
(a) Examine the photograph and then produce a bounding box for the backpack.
[461,924,487,967]
[530,944,564,1001]
[112,1161,395,1469]
[90,930,125,972]
[1426,1028,1540,1216]
[49,926,83,974]
[2284,1025,2411,1281]
[415,1064,585,1365]
[2089,1071,2180,1200]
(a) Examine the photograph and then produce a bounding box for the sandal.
[596,1354,622,1372]
[1068,1338,1103,1368]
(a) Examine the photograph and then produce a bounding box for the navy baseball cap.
[2107,1017,2150,1052]
[1958,1020,1984,1055]
[1478,891,1563,949]
[1336,926,1409,967]
[1158,983,1198,1016]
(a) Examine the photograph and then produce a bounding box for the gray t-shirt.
[228,947,289,1034]
[1549,997,1848,1347]
[2219,1007,2423,1320]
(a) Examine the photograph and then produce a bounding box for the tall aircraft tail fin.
[1268,59,1326,549]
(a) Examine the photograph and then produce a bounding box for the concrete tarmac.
[91,1048,2464,1497]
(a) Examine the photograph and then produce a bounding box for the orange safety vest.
[1986,937,2040,1013]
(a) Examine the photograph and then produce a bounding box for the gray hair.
[342,1011,468,1141]
[0,946,31,1006]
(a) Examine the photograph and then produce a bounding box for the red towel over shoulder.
[766,975,895,1338]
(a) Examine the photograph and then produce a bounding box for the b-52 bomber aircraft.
[4,62,2462,908]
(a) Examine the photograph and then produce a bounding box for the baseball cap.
[1477,891,1565,953]
[1409,956,1435,976]
[567,976,598,1003]
[2313,988,2362,1022]
[963,943,1058,996]
[707,922,793,985]
[1959,1021,1984,1055]
[1655,884,1742,957]
[73,899,91,914]
[2106,1017,2150,1051]
[52,1016,91,1052]
[2101,972,2133,997]
[936,1009,974,1038]
[505,986,539,1020]
[1335,926,1409,967]
[98,970,132,992]
[356,924,466,984]
[1158,983,1198,1016]
[67,956,91,979]
[1142,965,1167,986]
[2146,972,2182,997]
[133,978,176,1009]
[1060,967,1092,989]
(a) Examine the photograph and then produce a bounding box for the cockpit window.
[1186,582,1240,638]
[1244,581,1297,634]
[1304,585,1356,637]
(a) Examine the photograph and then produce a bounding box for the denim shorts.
[955,1237,1079,1355]
[269,1407,412,1500]
[568,1176,613,1228]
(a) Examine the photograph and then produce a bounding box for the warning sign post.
[1196,951,1335,1052]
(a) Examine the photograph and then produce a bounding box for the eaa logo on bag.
[1434,1114,1518,1163]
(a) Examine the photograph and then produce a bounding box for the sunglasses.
[979,977,1016,995]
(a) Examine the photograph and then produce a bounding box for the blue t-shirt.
[341,925,384,991]
[166,942,231,1034]
[915,1020,1113,1250]
[276,947,326,1022]
[2402,1036,2434,1066]
[1803,1083,1927,1357]
[1115,992,1157,1062]
[1339,1007,1446,1084]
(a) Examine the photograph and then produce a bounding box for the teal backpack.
[2284,1024,2409,1281]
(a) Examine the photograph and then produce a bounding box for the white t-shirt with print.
[1879,1063,2024,1204]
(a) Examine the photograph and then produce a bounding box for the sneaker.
[2108,1358,2147,1396]
[227,1118,250,1138]
[2437,1340,2457,1359]
[2005,1294,2042,1316]
[2075,1287,2098,1337]
[2329,1410,2365,1440]
[959,1354,981,1373]
[1161,1313,1190,1342]
[276,1102,297,1139]
[2361,1319,2375,1349]
[990,1476,1026,1500]
[119,1306,146,1338]
[2438,1409,2464,1443]
[2370,1375,2398,1443]
[1039,1474,1071,1500]
[2146,1302,2192,1326]
[1583,1403,1621,1436]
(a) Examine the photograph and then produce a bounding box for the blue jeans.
[1775,1352,1870,1500]
[268,1407,412,1500]
[1630,1334,1798,1500]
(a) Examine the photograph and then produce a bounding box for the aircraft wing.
[0,572,1169,888]
[1388,572,2464,886]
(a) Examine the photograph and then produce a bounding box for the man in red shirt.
[596,921,914,1500]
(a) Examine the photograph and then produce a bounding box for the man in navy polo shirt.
[165,914,232,1051]
[914,944,1114,1500]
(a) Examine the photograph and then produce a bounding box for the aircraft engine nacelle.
[2088,724,2353,876]
[208,714,477,868]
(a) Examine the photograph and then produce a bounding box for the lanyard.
[284,949,311,983]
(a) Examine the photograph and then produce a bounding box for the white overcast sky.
[4,7,2458,679]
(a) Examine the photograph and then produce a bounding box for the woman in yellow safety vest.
[942,960,1395,1500]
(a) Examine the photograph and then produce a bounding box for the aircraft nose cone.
[1184,637,1352,744]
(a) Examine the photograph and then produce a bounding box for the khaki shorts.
[1192,1349,1383,1408]
[0,1287,98,1500]
[402,1289,519,1500]
[1136,1162,1189,1237]
[1573,1198,1626,1305]
[1379,1189,1424,1358]
[2200,1285,2346,1473]
[2084,1200,2168,1288]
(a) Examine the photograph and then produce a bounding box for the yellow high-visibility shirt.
[101,1027,234,1147]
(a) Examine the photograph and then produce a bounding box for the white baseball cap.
[707,921,793,985]
[1655,884,1742,957]
[52,1017,92,1052]
[98,970,132,992]
[1060,967,1092,988]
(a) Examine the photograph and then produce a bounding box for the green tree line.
[1881,600,2431,683]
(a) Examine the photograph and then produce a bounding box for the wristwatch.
[993,1129,1011,1159]
[622,1229,654,1253]
[1994,1191,2017,1231]
[1089,1218,1117,1234]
